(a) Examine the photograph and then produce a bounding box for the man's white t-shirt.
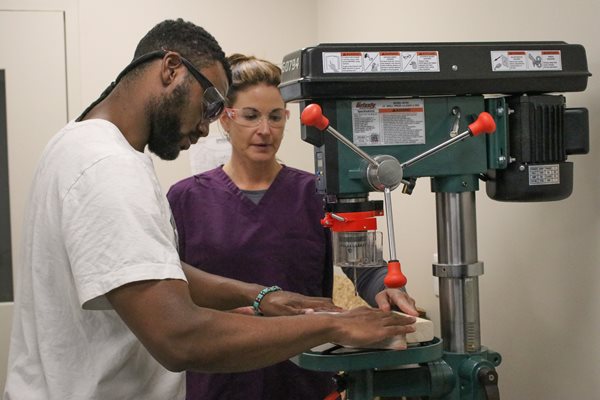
[4,119,187,400]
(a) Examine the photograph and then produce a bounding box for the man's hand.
[259,291,343,316]
[331,307,416,350]
[374,289,419,316]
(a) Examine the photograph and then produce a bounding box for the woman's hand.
[374,289,419,316]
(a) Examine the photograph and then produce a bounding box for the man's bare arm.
[181,261,263,310]
[106,278,415,373]
[182,262,340,314]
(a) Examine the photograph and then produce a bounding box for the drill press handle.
[301,104,496,289]
[301,103,381,168]
[301,103,496,173]
[400,111,496,169]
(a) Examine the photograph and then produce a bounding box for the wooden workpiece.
[363,312,434,350]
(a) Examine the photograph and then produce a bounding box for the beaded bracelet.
[252,285,282,316]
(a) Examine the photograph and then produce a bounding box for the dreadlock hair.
[77,18,231,121]
[225,54,282,105]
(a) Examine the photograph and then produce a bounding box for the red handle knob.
[384,260,407,288]
[468,112,496,136]
[301,104,330,131]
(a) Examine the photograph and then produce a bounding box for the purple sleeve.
[166,178,193,257]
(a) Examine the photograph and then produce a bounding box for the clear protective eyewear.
[225,107,290,129]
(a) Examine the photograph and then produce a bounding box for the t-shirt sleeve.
[62,154,186,310]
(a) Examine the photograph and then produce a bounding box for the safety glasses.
[178,56,226,123]
[225,107,289,129]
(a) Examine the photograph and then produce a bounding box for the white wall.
[1,0,599,398]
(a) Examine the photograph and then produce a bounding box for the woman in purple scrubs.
[167,54,418,400]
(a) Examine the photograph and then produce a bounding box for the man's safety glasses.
[178,56,226,123]
[225,107,289,129]
[107,50,226,123]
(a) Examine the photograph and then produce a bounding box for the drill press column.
[435,191,481,353]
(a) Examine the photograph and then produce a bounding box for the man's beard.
[146,81,191,160]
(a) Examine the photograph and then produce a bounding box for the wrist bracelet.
[252,285,282,316]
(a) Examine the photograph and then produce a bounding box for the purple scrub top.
[167,166,336,400]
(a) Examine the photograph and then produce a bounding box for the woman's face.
[220,83,287,164]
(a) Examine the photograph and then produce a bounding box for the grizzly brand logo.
[355,102,376,109]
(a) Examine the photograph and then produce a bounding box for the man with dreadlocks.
[3,19,416,400]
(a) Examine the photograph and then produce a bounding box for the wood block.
[361,312,434,350]
[315,311,434,350]
[404,312,434,344]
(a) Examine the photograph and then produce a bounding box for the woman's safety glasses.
[225,107,290,129]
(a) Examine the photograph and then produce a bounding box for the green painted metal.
[441,348,502,400]
[293,337,443,372]
[431,174,480,193]
[292,342,501,399]
[369,360,455,398]
[484,97,509,171]
[292,338,460,399]
[328,96,502,196]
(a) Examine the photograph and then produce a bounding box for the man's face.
[145,80,191,160]
[146,60,229,161]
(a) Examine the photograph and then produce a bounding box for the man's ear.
[161,53,183,85]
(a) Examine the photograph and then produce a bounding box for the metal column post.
[435,191,481,353]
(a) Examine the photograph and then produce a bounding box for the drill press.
[281,42,590,399]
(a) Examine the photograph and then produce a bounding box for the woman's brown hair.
[226,54,282,105]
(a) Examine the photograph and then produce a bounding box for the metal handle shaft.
[325,125,380,167]
[384,187,397,261]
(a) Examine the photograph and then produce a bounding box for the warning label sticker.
[323,51,440,73]
[491,50,562,72]
[351,99,426,146]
